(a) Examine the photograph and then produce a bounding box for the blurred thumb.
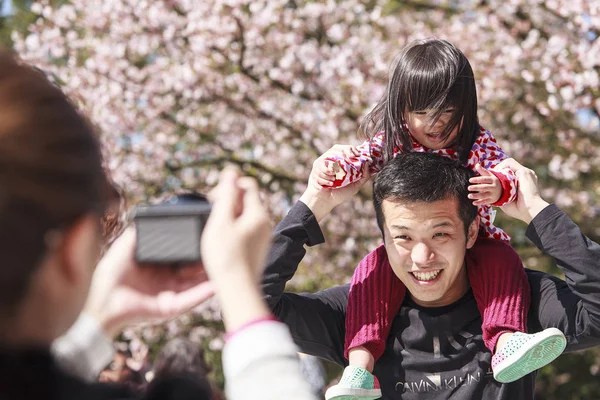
[210,166,242,223]
[237,177,270,230]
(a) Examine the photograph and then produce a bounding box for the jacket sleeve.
[468,128,518,206]
[322,133,387,188]
[222,321,319,400]
[262,201,348,366]
[354,132,387,175]
[51,313,115,382]
[525,204,600,351]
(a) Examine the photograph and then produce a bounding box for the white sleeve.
[51,313,115,381]
[223,321,319,400]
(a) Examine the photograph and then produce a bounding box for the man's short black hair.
[373,152,477,237]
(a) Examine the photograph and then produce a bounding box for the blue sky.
[0,0,13,17]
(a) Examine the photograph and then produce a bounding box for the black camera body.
[133,193,211,265]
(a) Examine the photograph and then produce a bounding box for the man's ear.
[57,214,101,284]
[465,216,479,249]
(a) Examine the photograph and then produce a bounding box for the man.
[263,151,600,399]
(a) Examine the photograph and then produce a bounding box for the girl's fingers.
[317,163,335,176]
[316,170,335,181]
[315,176,334,187]
[469,176,493,185]
[468,184,496,192]
[468,191,489,200]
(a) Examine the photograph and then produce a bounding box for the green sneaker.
[492,328,567,383]
[325,366,382,400]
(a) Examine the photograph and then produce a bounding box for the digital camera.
[133,193,211,265]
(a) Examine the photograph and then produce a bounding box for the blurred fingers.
[468,191,490,200]
[210,166,243,222]
[469,176,494,185]
[468,183,496,192]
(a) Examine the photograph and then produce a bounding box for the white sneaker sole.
[494,327,567,383]
[324,385,382,400]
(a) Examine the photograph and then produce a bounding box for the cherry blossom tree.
[12,0,600,396]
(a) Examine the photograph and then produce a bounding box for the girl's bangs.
[403,67,454,113]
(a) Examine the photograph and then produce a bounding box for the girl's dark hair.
[361,38,480,164]
[0,51,107,315]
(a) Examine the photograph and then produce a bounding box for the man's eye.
[433,232,448,238]
[395,235,411,240]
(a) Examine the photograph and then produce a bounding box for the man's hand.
[496,158,550,224]
[300,145,371,222]
[468,164,502,206]
[84,229,215,337]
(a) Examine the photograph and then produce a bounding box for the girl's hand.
[310,156,338,188]
[467,164,502,206]
[308,145,361,189]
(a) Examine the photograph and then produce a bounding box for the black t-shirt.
[263,202,600,399]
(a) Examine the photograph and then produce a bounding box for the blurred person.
[145,337,223,400]
[199,166,319,400]
[52,169,127,381]
[152,338,212,382]
[262,150,600,399]
[311,38,563,399]
[298,353,327,396]
[6,45,319,399]
[54,165,321,400]
[0,51,214,400]
[98,349,145,390]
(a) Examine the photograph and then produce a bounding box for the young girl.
[314,39,567,400]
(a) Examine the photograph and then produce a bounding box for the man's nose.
[411,242,434,265]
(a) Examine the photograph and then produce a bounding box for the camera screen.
[135,216,202,263]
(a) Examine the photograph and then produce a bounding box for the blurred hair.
[373,152,477,237]
[0,50,108,316]
[361,38,479,164]
[100,171,125,247]
[153,338,211,378]
[147,338,215,400]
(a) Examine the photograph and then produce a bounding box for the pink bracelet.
[225,315,279,341]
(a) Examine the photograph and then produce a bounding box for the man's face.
[381,197,478,307]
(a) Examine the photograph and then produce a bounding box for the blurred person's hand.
[201,167,274,332]
[300,145,371,222]
[201,166,272,284]
[497,158,550,224]
[84,228,215,337]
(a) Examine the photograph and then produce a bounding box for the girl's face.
[405,108,459,150]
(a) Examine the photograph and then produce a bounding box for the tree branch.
[170,153,303,186]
